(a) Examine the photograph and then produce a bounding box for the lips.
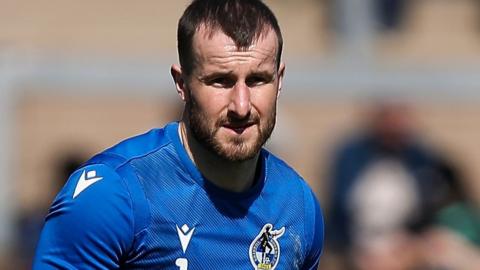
[222,122,256,134]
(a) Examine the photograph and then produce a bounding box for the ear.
[171,64,188,102]
[276,62,285,98]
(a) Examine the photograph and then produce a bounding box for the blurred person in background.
[418,158,480,270]
[325,100,449,270]
[32,0,324,269]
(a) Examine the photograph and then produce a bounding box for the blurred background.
[1,0,480,269]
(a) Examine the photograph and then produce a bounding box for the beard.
[186,94,276,162]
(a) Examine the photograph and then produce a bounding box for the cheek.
[251,88,278,115]
[193,90,229,117]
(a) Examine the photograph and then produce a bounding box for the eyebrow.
[249,70,275,79]
[198,69,276,80]
[197,71,235,82]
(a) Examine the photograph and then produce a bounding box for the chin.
[215,139,260,162]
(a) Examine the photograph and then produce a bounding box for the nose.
[228,82,251,118]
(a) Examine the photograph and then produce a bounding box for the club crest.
[249,223,285,270]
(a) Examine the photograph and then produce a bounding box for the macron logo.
[73,170,103,199]
[176,224,195,253]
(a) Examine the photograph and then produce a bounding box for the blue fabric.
[34,122,323,269]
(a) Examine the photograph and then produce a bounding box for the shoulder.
[263,149,311,192]
[46,162,140,234]
[34,124,182,268]
[74,123,177,206]
[262,150,324,266]
[34,143,160,268]
[43,125,175,248]
[263,149,302,180]
[55,124,175,232]
[88,124,176,168]
[263,149,322,224]
[50,125,174,224]
[35,163,138,268]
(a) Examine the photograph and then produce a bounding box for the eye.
[246,75,271,87]
[207,76,235,88]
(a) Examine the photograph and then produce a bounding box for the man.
[33,0,324,269]
[326,101,446,269]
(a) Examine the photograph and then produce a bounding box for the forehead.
[191,26,279,72]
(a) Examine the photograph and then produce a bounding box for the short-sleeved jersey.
[33,122,324,269]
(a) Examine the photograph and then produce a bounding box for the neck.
[179,121,260,193]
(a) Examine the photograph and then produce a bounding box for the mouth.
[222,122,256,134]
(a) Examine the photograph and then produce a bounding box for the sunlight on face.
[185,27,284,161]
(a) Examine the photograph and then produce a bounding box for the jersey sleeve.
[33,164,135,269]
[302,188,325,270]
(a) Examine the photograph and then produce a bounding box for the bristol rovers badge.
[249,224,285,270]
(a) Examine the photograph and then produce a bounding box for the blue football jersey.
[33,122,324,269]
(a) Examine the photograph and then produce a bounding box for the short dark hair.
[177,0,283,76]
